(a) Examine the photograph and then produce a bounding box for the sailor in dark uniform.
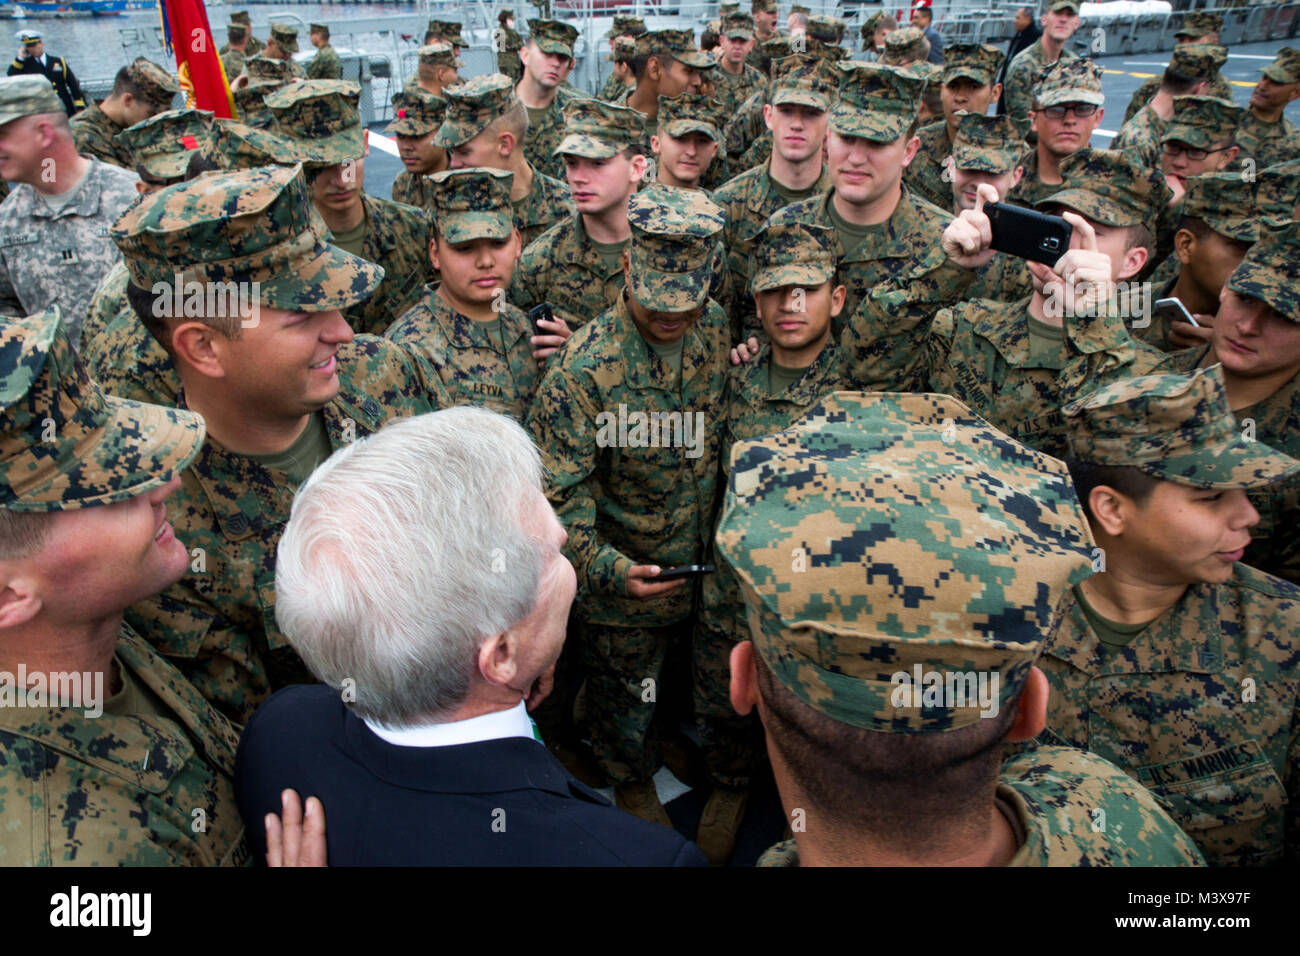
[7,30,87,115]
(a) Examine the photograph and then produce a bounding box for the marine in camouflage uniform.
[598,36,636,102]
[72,57,180,170]
[712,54,833,338]
[1121,13,1234,126]
[525,186,729,816]
[767,63,949,334]
[1110,44,1232,169]
[111,166,447,725]
[306,24,342,80]
[267,24,307,80]
[1039,366,1300,866]
[402,42,462,99]
[433,72,575,250]
[495,9,525,83]
[1006,57,1105,210]
[221,23,249,80]
[904,43,1005,211]
[114,106,213,186]
[519,20,588,182]
[843,148,1181,460]
[268,80,436,336]
[711,390,1203,867]
[387,88,447,213]
[711,14,767,121]
[745,0,781,76]
[0,308,249,867]
[1235,49,1300,169]
[222,11,264,57]
[722,36,796,165]
[386,169,540,420]
[1003,0,1080,139]
[0,77,140,347]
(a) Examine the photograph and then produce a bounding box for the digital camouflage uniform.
[386,169,540,420]
[306,36,343,80]
[711,390,1203,868]
[72,57,180,170]
[268,80,436,335]
[0,307,249,867]
[1038,366,1300,866]
[843,149,1180,460]
[0,78,140,346]
[386,87,447,212]
[745,0,780,75]
[723,37,798,163]
[1121,19,1236,127]
[222,12,264,58]
[695,222,845,793]
[903,44,1004,211]
[521,20,587,181]
[115,107,214,184]
[712,14,767,121]
[267,24,306,79]
[1110,45,1233,168]
[598,35,636,102]
[402,42,461,98]
[651,91,729,193]
[496,12,524,84]
[81,263,181,407]
[221,29,247,82]
[1235,48,1300,168]
[525,186,729,784]
[111,165,448,724]
[1003,33,1078,140]
[1005,57,1105,209]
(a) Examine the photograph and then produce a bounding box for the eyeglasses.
[1038,103,1099,120]
[1161,140,1233,161]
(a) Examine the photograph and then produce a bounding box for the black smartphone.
[656,564,716,580]
[527,303,554,335]
[985,202,1073,266]
[1153,297,1200,328]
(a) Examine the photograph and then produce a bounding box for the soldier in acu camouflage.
[904,43,1004,211]
[1040,365,1300,865]
[386,168,539,420]
[525,185,730,828]
[767,62,950,336]
[0,76,140,347]
[110,164,447,725]
[435,73,574,250]
[269,80,436,336]
[517,20,588,182]
[1111,44,1232,169]
[71,57,179,170]
[387,88,448,212]
[1235,48,1300,170]
[712,54,833,338]
[1007,56,1105,211]
[843,147,1180,460]
[0,307,250,866]
[1122,12,1234,126]
[1003,0,1081,140]
[692,221,846,865]
[715,390,1204,867]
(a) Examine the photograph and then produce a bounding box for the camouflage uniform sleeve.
[526,358,633,597]
[840,257,976,391]
[1058,288,1145,405]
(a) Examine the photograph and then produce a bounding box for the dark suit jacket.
[235,685,708,867]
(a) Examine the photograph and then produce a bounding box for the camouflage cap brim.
[256,236,384,312]
[1262,64,1299,84]
[1142,436,1300,490]
[943,63,994,86]
[660,117,721,141]
[1161,123,1216,150]
[723,26,754,40]
[951,143,1020,174]
[1228,255,1300,323]
[770,86,830,110]
[1037,188,1136,228]
[1034,88,1105,109]
[432,116,483,148]
[134,149,198,180]
[437,209,515,244]
[751,261,834,293]
[293,125,365,165]
[534,37,575,57]
[671,50,718,69]
[386,114,437,136]
[627,261,711,312]
[554,133,620,159]
[829,103,909,143]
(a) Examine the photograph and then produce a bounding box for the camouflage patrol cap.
[0,307,204,513]
[605,15,647,40]
[309,23,328,34]
[426,19,468,49]
[429,167,514,243]
[1161,95,1242,150]
[751,220,836,293]
[434,73,517,148]
[804,36,849,63]
[1048,0,1080,12]
[722,12,756,40]
[770,54,837,111]
[1178,171,1259,244]
[715,391,1095,734]
[418,42,462,70]
[657,93,726,142]
[528,19,578,58]
[1037,148,1171,228]
[611,36,637,64]
[267,80,363,165]
[941,43,1003,86]
[881,27,929,66]
[245,54,295,82]
[386,87,447,137]
[861,11,893,40]
[762,36,798,63]
[831,62,925,143]
[626,183,725,312]
[752,0,778,13]
[900,59,941,90]
[1176,12,1222,38]
[230,10,250,24]
[232,78,287,129]
[208,117,303,169]
[1168,42,1228,81]
[790,4,810,14]
[555,97,646,158]
[112,164,383,313]
[1226,219,1300,322]
[0,75,62,126]
[1065,365,1300,490]
[720,2,740,15]
[270,23,298,53]
[127,57,181,109]
[951,112,1024,174]
[1033,56,1104,108]
[116,108,213,180]
[228,23,248,41]
[637,29,715,69]
[806,15,846,44]
[1261,48,1300,85]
